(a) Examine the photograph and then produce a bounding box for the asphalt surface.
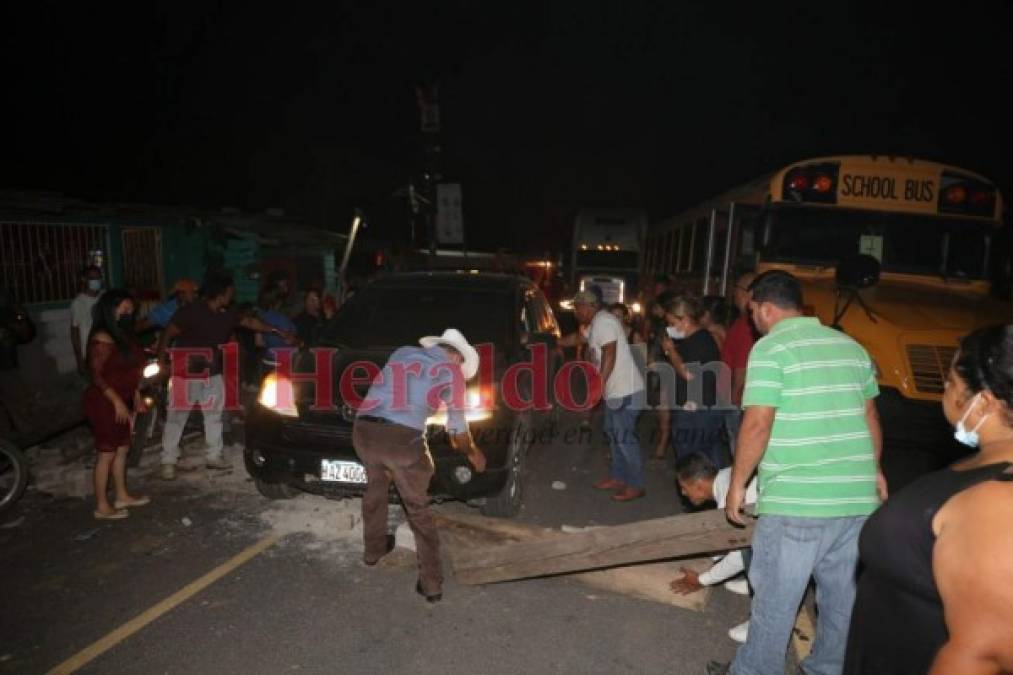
[1,409,755,675]
[1,397,955,675]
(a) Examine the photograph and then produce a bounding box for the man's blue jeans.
[731,514,866,675]
[603,395,644,489]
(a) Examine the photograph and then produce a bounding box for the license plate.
[320,459,368,484]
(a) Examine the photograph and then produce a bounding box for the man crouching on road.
[353,328,486,603]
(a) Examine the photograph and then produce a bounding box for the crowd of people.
[559,270,1013,674]
[67,260,1013,673]
[72,266,340,517]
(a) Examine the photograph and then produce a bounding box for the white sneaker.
[728,620,749,643]
[724,578,750,595]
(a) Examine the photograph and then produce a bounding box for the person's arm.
[699,549,745,586]
[930,481,1013,674]
[557,332,587,349]
[70,299,86,374]
[450,430,487,473]
[661,335,692,379]
[865,398,887,501]
[89,338,130,423]
[731,367,747,406]
[156,322,182,364]
[71,325,85,374]
[725,405,775,525]
[599,341,617,388]
[239,315,294,342]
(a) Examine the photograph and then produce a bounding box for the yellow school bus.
[645,155,1013,456]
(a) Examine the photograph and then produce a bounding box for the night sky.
[5,2,1011,252]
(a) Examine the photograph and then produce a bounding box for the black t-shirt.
[293,312,325,348]
[674,328,720,407]
[170,302,242,375]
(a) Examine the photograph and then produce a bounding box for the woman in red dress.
[82,289,150,519]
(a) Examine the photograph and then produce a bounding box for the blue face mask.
[954,393,989,448]
[87,279,102,292]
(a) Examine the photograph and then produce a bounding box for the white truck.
[566,209,646,310]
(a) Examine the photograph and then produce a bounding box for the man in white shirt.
[70,265,103,375]
[573,290,647,502]
[670,452,758,643]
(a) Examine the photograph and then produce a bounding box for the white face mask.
[666,326,685,340]
[954,393,989,448]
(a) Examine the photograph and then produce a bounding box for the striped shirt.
[743,317,880,517]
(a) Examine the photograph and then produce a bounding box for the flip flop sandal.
[94,509,129,520]
[114,496,151,509]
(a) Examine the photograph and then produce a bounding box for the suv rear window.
[322,285,515,348]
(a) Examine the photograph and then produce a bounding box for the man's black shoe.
[416,580,442,603]
[363,535,395,566]
[705,661,730,675]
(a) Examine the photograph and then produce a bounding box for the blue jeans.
[732,515,865,675]
[671,408,729,468]
[603,395,644,489]
[725,409,743,457]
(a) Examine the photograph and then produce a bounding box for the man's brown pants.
[352,419,443,594]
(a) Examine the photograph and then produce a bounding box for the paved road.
[0,410,752,675]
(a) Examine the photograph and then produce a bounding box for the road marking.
[46,533,281,675]
[792,605,815,662]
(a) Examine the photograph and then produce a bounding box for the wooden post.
[449,507,753,586]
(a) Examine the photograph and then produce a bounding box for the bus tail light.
[783,162,839,204]
[939,171,995,217]
[943,185,967,205]
[788,174,810,191]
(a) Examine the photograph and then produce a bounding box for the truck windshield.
[321,286,514,349]
[761,206,993,280]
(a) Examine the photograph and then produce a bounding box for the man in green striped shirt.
[710,270,886,675]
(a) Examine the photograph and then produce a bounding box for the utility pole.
[415,82,442,262]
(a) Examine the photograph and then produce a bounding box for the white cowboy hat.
[419,328,479,380]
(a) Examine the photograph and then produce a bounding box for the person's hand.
[725,482,748,526]
[661,334,675,354]
[876,469,889,502]
[669,567,703,595]
[112,397,130,425]
[134,391,149,415]
[468,446,487,473]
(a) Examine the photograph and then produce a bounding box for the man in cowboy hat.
[352,328,487,602]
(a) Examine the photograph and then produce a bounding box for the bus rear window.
[762,206,992,280]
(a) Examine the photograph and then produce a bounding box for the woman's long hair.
[88,288,136,354]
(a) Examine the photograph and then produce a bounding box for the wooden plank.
[449,508,753,585]
[435,511,721,611]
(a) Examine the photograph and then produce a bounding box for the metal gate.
[121,227,163,299]
[0,221,108,304]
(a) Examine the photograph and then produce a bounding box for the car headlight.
[258,373,299,417]
[426,385,494,426]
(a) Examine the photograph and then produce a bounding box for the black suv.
[244,272,562,517]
